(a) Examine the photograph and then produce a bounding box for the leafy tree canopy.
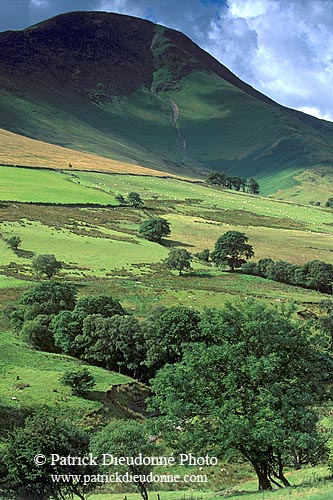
[91,420,159,500]
[79,314,145,375]
[31,254,62,279]
[21,281,77,319]
[150,300,333,491]
[139,217,170,243]
[211,231,254,271]
[60,367,95,396]
[7,236,21,250]
[1,412,94,500]
[164,248,192,276]
[127,192,144,208]
[145,306,202,370]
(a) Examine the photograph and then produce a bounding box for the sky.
[1,0,333,121]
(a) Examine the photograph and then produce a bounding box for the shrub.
[60,367,95,396]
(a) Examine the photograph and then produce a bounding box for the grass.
[0,171,332,500]
[87,465,332,500]
[0,171,332,312]
[0,219,169,278]
[0,128,171,176]
[0,330,132,424]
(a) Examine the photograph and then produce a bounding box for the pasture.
[1,167,333,500]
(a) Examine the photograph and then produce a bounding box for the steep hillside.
[1,11,333,195]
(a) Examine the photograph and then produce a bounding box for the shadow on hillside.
[163,239,195,248]
[14,248,35,259]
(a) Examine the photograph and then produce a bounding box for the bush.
[196,248,210,262]
[60,367,95,396]
[31,254,62,279]
[7,235,21,250]
[139,217,170,243]
[127,192,144,208]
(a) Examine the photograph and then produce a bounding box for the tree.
[325,197,333,208]
[73,295,125,321]
[60,367,95,396]
[139,217,171,243]
[164,248,192,276]
[206,171,227,187]
[31,254,62,279]
[211,231,254,271]
[79,314,145,376]
[52,295,125,358]
[91,420,159,500]
[21,281,77,319]
[7,236,21,250]
[150,300,333,491]
[318,299,333,350]
[300,260,333,293]
[1,412,94,500]
[248,178,260,195]
[144,306,202,371]
[195,248,210,262]
[115,194,126,204]
[21,314,57,352]
[127,192,144,208]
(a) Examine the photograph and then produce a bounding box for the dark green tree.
[164,248,192,276]
[150,300,333,491]
[31,254,62,279]
[127,192,144,208]
[52,310,82,356]
[21,314,57,352]
[91,420,159,500]
[79,314,145,375]
[206,171,227,187]
[139,217,171,243]
[52,295,125,358]
[325,197,333,208]
[1,413,94,500]
[60,367,95,396]
[73,295,125,321]
[144,306,202,370]
[115,194,126,204]
[318,299,333,350]
[300,260,333,293]
[248,178,260,195]
[7,236,21,250]
[211,231,254,271]
[21,281,77,319]
[195,248,210,262]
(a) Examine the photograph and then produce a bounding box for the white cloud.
[202,0,333,121]
[30,0,50,7]
[297,106,333,122]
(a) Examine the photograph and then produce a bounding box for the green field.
[1,168,333,499]
[0,330,133,423]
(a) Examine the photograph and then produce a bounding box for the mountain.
[1,11,333,197]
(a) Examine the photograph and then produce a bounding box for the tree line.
[206,171,260,194]
[242,258,333,294]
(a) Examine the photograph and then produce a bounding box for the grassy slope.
[0,171,333,499]
[1,66,333,198]
[0,330,132,423]
[1,169,332,317]
[0,128,175,176]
